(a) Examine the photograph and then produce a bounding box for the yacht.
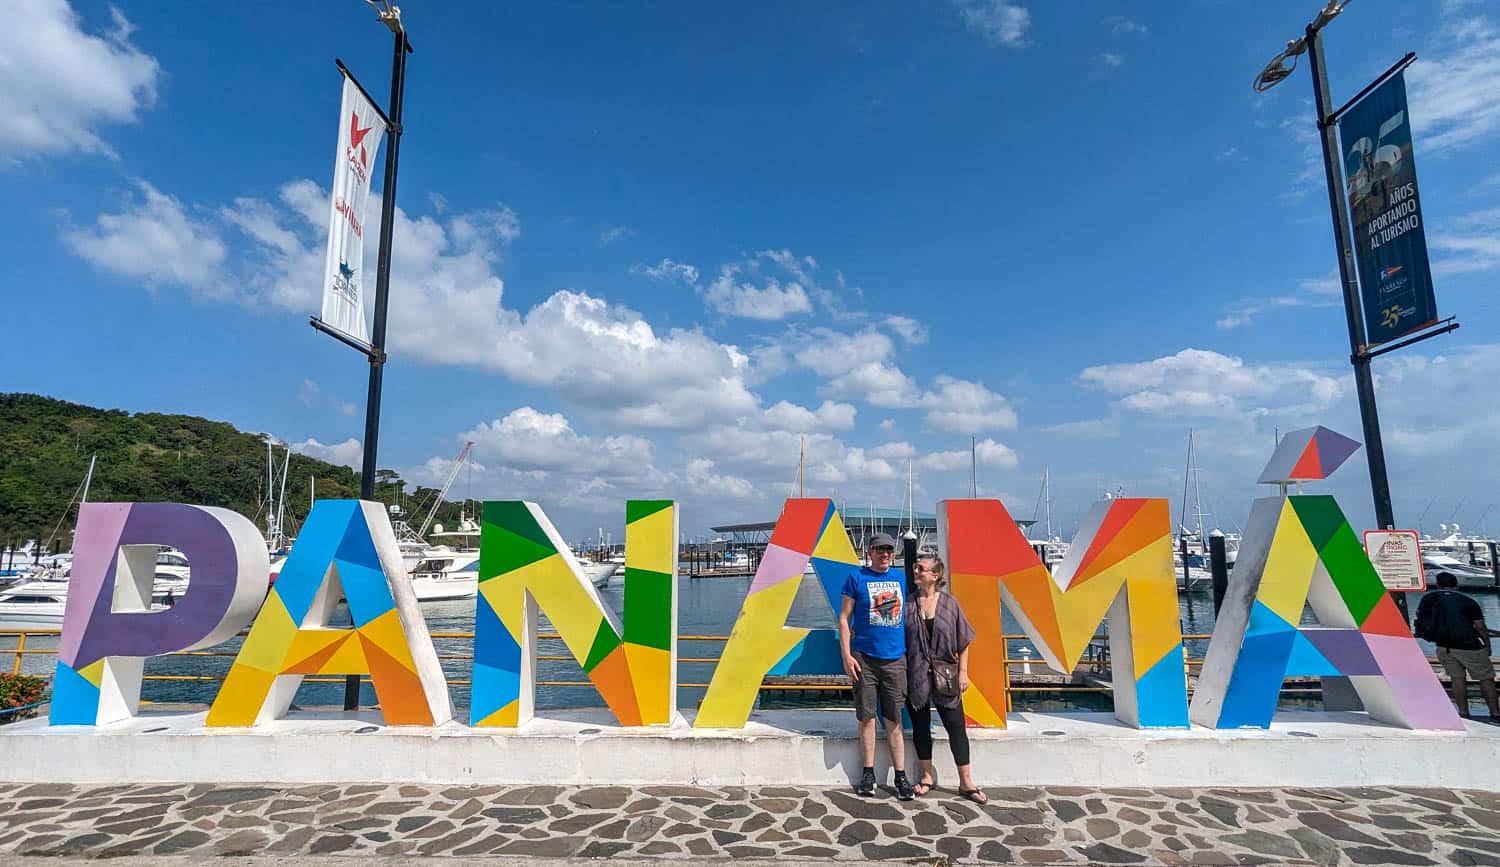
[0,580,69,632]
[1423,553,1496,590]
[408,553,480,601]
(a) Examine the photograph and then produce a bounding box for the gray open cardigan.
[904,590,977,711]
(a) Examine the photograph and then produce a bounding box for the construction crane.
[418,441,473,538]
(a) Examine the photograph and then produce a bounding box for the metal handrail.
[2,628,1469,703]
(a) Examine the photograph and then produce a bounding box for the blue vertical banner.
[1339,70,1438,346]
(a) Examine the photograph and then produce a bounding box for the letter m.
[940,497,1186,729]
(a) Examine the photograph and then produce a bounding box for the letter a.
[696,499,860,728]
[1192,427,1461,730]
[207,500,451,726]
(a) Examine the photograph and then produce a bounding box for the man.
[1415,573,1500,722]
[839,532,914,799]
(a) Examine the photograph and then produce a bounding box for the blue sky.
[2,0,1498,542]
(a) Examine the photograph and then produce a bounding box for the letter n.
[206,500,452,726]
[470,500,678,727]
[941,497,1187,729]
[1190,494,1462,730]
[696,498,859,728]
[51,503,268,725]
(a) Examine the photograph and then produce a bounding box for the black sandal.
[913,777,934,796]
[959,788,988,805]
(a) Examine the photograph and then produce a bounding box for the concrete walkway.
[3,781,1499,865]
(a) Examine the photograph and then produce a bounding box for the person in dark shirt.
[1415,573,1500,721]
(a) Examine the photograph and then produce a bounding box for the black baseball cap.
[868,532,898,551]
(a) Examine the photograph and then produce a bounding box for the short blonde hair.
[915,555,947,589]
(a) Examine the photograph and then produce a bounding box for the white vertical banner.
[319,77,386,343]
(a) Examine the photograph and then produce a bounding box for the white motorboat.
[580,562,616,589]
[1423,553,1496,590]
[0,580,70,632]
[409,553,480,602]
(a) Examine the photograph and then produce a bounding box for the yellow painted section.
[1119,539,1183,677]
[475,699,519,728]
[360,607,420,672]
[696,578,810,728]
[206,664,278,726]
[284,628,348,670]
[960,674,1006,728]
[627,505,676,576]
[78,659,105,687]
[486,554,607,664]
[624,642,672,725]
[1018,525,1177,676]
[232,592,298,673]
[812,511,859,563]
[317,632,368,674]
[1258,500,1319,621]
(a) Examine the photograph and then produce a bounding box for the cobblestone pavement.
[3,782,1500,865]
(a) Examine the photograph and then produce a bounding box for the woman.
[905,555,985,804]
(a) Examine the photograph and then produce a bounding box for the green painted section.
[582,618,622,672]
[623,567,674,650]
[1289,495,1344,553]
[626,499,673,524]
[482,501,553,549]
[1320,522,1385,624]
[479,523,557,581]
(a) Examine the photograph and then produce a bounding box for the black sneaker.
[894,772,915,801]
[855,768,876,796]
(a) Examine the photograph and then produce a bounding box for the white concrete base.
[5,709,1497,789]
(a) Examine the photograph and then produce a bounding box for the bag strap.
[916,592,937,659]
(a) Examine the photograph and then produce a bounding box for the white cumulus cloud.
[0,0,160,161]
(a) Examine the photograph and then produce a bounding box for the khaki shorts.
[854,652,907,723]
[1438,646,1496,681]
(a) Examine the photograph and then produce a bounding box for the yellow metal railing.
[0,628,1460,707]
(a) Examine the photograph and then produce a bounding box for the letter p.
[49,503,269,726]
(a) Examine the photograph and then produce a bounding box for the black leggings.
[908,700,970,767]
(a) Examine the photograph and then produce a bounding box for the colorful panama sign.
[48,427,1462,734]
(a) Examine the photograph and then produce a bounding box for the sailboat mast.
[1044,466,1052,540]
[969,436,977,498]
[80,454,97,504]
[1180,429,1193,538]
[798,435,805,498]
[265,440,276,541]
[275,447,292,547]
[905,461,914,535]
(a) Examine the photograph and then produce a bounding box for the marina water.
[6,578,1492,716]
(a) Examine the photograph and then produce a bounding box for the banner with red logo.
[318,77,386,343]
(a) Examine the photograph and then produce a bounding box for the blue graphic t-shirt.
[841,566,906,660]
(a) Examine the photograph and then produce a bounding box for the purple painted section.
[747,543,812,595]
[1386,675,1467,730]
[1311,427,1361,480]
[58,503,132,665]
[1364,632,1440,677]
[1303,629,1381,675]
[66,503,243,669]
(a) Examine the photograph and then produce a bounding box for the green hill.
[0,394,463,551]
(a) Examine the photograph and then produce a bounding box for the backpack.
[1413,595,1440,642]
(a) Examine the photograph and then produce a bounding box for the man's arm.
[839,595,861,682]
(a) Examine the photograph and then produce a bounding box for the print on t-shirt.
[867,580,903,627]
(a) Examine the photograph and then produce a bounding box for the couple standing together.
[837,532,986,804]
